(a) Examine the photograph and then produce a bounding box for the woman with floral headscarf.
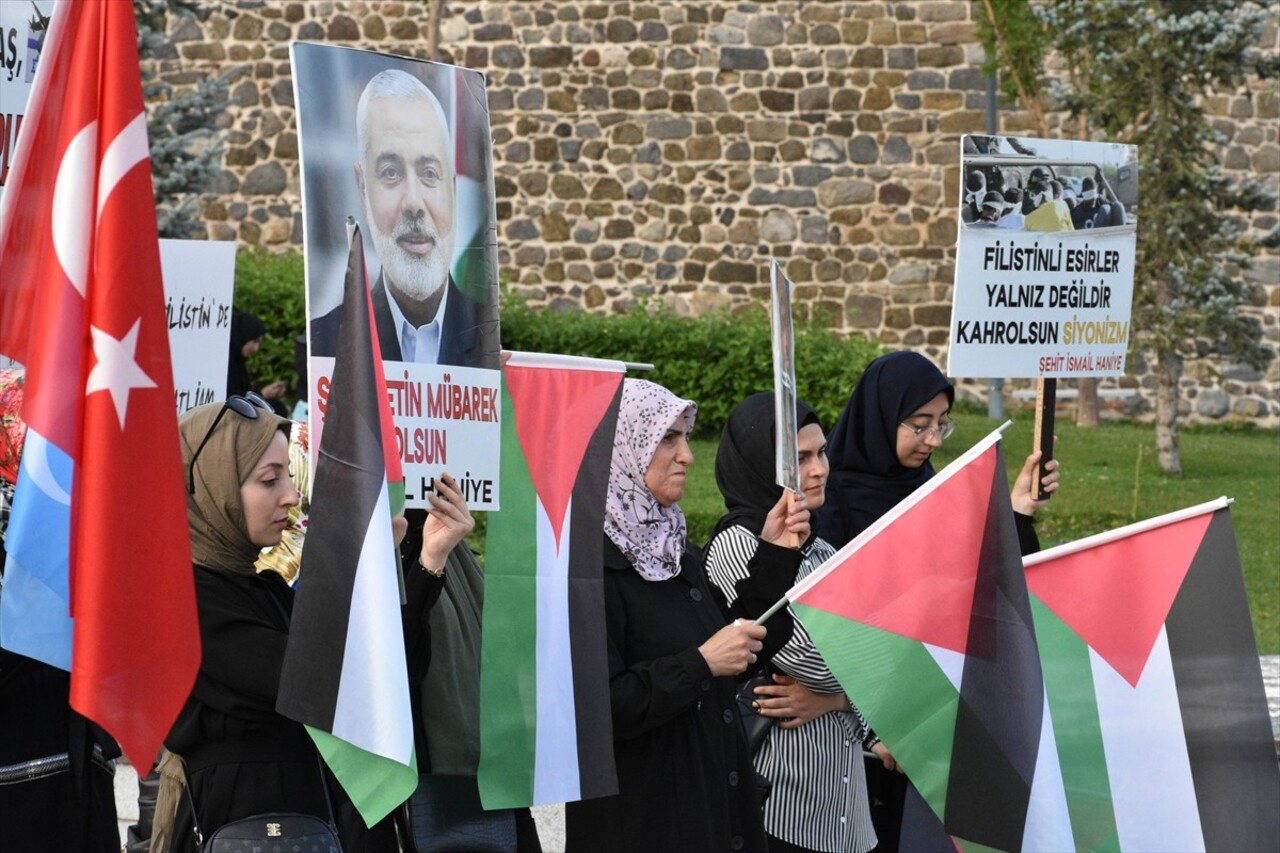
[564,379,808,853]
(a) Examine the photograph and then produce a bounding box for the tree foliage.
[135,0,229,239]
[978,0,1278,473]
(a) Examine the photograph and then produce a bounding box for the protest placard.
[948,135,1138,379]
[293,43,502,509]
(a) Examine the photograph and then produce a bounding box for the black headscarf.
[708,392,821,549]
[227,310,266,399]
[815,351,954,548]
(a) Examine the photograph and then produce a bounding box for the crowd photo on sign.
[0,3,1278,853]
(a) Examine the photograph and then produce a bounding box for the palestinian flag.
[789,427,1074,851]
[276,227,414,826]
[477,352,623,809]
[1025,498,1280,852]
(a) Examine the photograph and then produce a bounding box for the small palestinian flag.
[788,426,1074,851]
[477,352,624,809]
[1026,498,1280,852]
[276,227,414,826]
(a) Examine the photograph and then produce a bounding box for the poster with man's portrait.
[293,43,501,509]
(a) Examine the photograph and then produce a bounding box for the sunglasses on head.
[186,392,272,494]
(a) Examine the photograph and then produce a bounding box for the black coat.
[165,565,441,853]
[309,271,498,368]
[564,538,795,853]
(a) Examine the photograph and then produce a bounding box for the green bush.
[500,296,883,437]
[233,247,306,404]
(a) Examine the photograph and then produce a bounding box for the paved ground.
[117,655,1280,851]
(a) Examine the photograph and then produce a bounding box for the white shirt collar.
[382,274,449,364]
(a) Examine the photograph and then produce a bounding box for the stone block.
[847,294,884,327]
[709,260,758,284]
[798,87,830,111]
[640,21,669,41]
[832,89,862,112]
[552,174,586,199]
[474,22,512,41]
[242,162,286,195]
[648,118,692,139]
[721,47,769,70]
[761,209,798,242]
[327,15,359,40]
[931,21,976,44]
[918,2,968,22]
[812,24,841,45]
[849,135,879,164]
[818,178,876,207]
[747,15,785,46]
[852,47,884,68]
[869,20,897,45]
[882,136,913,164]
[747,119,788,142]
[938,110,986,134]
[883,226,921,246]
[530,46,573,67]
[687,135,722,160]
[390,19,420,39]
[761,90,795,111]
[608,19,637,41]
[879,183,911,205]
[863,86,892,110]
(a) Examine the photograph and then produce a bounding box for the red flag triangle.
[796,444,999,653]
[505,365,621,548]
[1026,512,1210,686]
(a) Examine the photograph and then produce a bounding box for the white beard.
[366,204,455,304]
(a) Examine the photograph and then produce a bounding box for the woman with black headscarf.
[228,310,290,417]
[705,392,893,853]
[813,350,1058,851]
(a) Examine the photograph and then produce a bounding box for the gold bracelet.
[418,555,446,577]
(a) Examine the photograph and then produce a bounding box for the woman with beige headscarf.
[158,396,472,852]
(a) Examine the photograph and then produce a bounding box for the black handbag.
[735,672,776,755]
[200,813,341,852]
[185,756,342,852]
[402,774,517,853]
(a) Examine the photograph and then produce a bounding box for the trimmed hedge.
[500,296,883,437]
[230,250,884,435]
[233,247,306,405]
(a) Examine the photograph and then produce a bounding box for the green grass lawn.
[679,415,1280,654]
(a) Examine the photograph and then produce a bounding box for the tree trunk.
[1154,350,1183,476]
[1077,377,1100,426]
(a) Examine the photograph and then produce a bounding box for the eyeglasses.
[899,419,957,441]
[186,393,272,494]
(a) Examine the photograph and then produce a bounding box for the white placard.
[0,0,55,204]
[948,135,1138,379]
[160,239,236,415]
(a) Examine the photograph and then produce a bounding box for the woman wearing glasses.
[162,395,470,852]
[814,350,1058,851]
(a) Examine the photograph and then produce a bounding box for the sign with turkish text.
[948,134,1138,378]
[293,43,502,509]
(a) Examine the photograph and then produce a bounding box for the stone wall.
[147,0,1280,423]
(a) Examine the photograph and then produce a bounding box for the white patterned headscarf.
[605,379,697,581]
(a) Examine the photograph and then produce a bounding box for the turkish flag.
[0,0,199,770]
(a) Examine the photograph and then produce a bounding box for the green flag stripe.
[1031,596,1119,852]
[307,725,417,825]
[477,381,540,806]
[792,602,957,820]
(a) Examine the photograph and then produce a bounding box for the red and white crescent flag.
[0,0,199,770]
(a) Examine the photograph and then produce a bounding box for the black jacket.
[564,538,795,853]
[309,271,498,368]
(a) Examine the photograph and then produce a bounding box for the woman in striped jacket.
[705,393,897,853]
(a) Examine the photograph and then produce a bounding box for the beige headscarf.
[178,401,291,574]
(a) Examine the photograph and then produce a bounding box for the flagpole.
[1023,496,1232,567]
